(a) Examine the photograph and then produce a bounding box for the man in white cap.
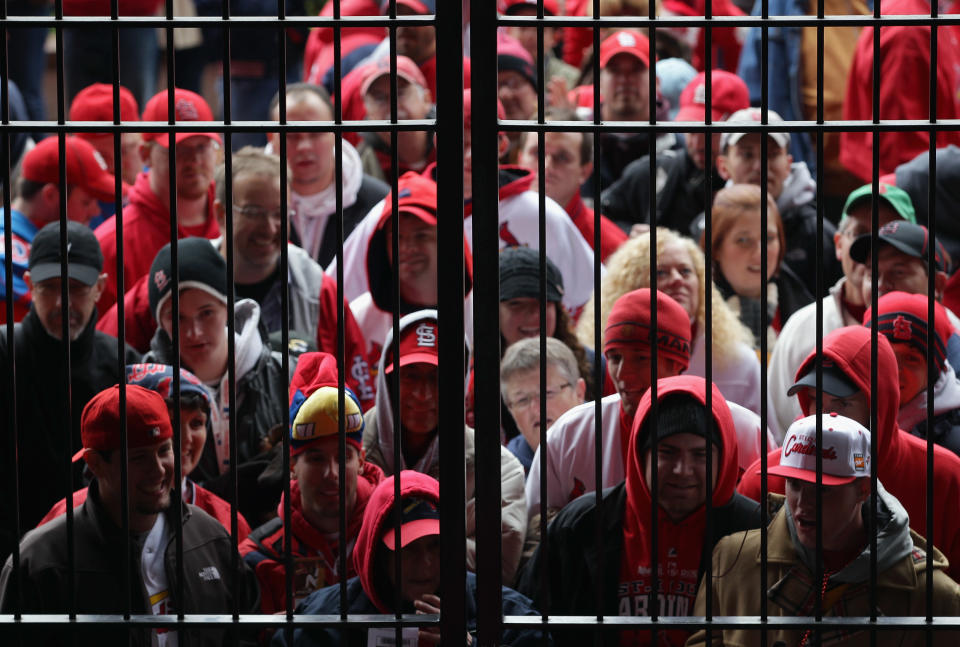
[688,413,960,647]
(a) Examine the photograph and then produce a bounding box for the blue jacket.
[737,0,874,174]
[272,572,550,647]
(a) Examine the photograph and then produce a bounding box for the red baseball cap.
[140,88,222,147]
[380,171,438,228]
[381,497,441,549]
[22,136,117,203]
[674,70,749,123]
[360,54,429,98]
[74,385,174,462]
[501,0,559,15]
[599,30,651,69]
[69,83,140,128]
[384,319,439,375]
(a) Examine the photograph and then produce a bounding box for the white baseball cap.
[766,413,871,485]
[719,107,791,151]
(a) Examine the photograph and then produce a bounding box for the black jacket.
[516,483,761,646]
[779,200,843,298]
[0,308,140,564]
[292,174,390,269]
[911,408,960,457]
[0,480,261,646]
[601,147,724,236]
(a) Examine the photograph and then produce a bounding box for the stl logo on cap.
[618,32,637,47]
[175,98,200,121]
[150,426,161,438]
[892,315,912,341]
[154,269,169,292]
[415,322,436,347]
[881,221,903,235]
[693,83,706,105]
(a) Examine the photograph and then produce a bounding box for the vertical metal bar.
[758,0,770,635]
[869,1,881,635]
[702,8,714,644]
[925,0,938,635]
[437,2,467,645]
[646,0,659,640]
[590,1,603,643]
[814,0,825,641]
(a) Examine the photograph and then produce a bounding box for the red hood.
[351,471,439,613]
[625,375,741,521]
[793,325,902,465]
[424,164,535,216]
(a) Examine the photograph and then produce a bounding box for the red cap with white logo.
[74,384,174,462]
[140,87,222,147]
[599,30,651,69]
[766,413,871,485]
[384,320,439,375]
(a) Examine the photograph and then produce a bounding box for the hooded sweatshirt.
[361,310,528,583]
[240,351,384,614]
[737,325,960,578]
[618,376,743,646]
[94,170,219,317]
[899,363,960,456]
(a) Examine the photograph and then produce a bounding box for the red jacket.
[737,325,960,579]
[840,0,960,182]
[38,481,251,541]
[564,192,627,263]
[94,171,219,318]
[619,376,741,644]
[63,0,161,15]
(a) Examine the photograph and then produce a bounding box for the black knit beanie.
[148,237,229,323]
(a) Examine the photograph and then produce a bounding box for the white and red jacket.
[525,392,773,517]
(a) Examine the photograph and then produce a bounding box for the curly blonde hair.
[576,227,754,368]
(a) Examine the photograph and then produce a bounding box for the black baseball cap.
[28,220,104,286]
[499,246,565,303]
[849,221,948,272]
[787,360,859,398]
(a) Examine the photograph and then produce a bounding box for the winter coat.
[286,139,390,268]
[37,479,253,541]
[0,480,261,646]
[361,310,528,584]
[145,300,287,522]
[517,376,762,647]
[738,325,960,579]
[331,166,600,320]
[895,145,960,265]
[840,0,960,182]
[270,471,548,647]
[901,363,960,457]
[95,170,219,316]
[526,391,768,518]
[600,147,725,237]
[0,307,140,564]
[687,488,960,647]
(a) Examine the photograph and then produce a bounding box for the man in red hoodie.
[240,352,384,614]
[738,324,960,578]
[517,376,761,647]
[94,88,222,317]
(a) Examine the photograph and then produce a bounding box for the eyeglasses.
[32,279,95,299]
[364,83,424,107]
[506,383,572,411]
[232,205,294,223]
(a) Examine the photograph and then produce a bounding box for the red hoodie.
[240,352,384,613]
[351,470,439,613]
[619,376,740,646]
[564,192,627,263]
[737,325,960,578]
[94,170,219,318]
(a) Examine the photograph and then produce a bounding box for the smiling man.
[241,352,384,614]
[690,414,960,647]
[0,385,260,645]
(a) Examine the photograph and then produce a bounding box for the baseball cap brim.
[673,104,709,123]
[848,234,920,266]
[28,262,102,286]
[722,131,791,150]
[384,351,439,376]
[150,132,223,147]
[787,366,859,398]
[600,48,649,69]
[765,464,856,485]
[382,518,441,549]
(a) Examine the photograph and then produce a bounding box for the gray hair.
[500,337,580,400]
[214,146,282,205]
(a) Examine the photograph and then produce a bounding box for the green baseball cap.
[841,183,916,223]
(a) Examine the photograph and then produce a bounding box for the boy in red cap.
[0,385,260,644]
[94,87,223,317]
[866,291,960,456]
[526,288,766,521]
[691,414,960,647]
[241,352,384,614]
[69,82,142,187]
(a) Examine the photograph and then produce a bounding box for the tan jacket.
[686,495,960,647]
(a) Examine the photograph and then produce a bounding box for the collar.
[22,305,99,362]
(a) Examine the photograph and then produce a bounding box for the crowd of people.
[3,0,960,644]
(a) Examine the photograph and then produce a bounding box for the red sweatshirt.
[564,192,627,263]
[737,325,960,579]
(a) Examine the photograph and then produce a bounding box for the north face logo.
[415,323,436,347]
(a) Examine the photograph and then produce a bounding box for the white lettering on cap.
[693,83,706,106]
[415,322,436,347]
[618,32,637,47]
